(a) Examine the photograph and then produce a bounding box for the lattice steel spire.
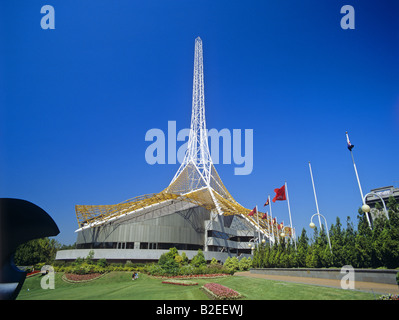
[171,38,212,185]
[165,37,233,208]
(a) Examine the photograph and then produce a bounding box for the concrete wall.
[251,268,398,285]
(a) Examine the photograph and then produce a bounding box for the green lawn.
[17,272,375,300]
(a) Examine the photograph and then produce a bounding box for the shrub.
[178,264,196,276]
[223,257,239,273]
[238,257,252,271]
[97,258,108,268]
[181,252,189,265]
[191,249,206,267]
[158,248,180,275]
[146,264,166,276]
[174,254,183,265]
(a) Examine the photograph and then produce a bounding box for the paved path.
[235,271,399,295]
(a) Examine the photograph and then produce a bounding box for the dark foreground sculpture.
[0,198,59,300]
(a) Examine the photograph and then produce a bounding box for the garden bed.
[62,272,107,283]
[26,270,41,278]
[151,273,230,280]
[162,279,198,286]
[378,294,399,300]
[201,283,243,300]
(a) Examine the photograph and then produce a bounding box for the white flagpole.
[266,211,271,247]
[346,131,371,229]
[267,195,273,247]
[285,181,296,250]
[347,132,365,202]
[256,205,260,244]
[309,162,322,229]
[269,195,277,245]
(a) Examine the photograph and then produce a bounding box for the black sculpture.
[0,198,59,300]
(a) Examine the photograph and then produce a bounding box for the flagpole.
[268,195,273,247]
[285,181,296,250]
[346,131,371,228]
[267,212,271,248]
[309,162,322,229]
[256,205,260,244]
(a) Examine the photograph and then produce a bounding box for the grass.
[17,272,376,300]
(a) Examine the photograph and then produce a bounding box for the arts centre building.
[56,38,290,263]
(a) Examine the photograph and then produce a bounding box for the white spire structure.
[169,37,213,191]
[74,37,285,245]
[165,37,238,213]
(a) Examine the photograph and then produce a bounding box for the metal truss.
[74,37,295,245]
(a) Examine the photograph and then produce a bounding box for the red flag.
[261,212,268,219]
[277,222,284,230]
[248,207,257,216]
[272,185,286,203]
[263,198,269,206]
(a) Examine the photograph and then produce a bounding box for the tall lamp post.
[361,192,389,222]
[309,213,332,253]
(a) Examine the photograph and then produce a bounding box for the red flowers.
[26,270,40,277]
[202,283,242,300]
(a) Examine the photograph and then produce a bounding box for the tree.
[181,252,189,265]
[342,216,356,266]
[296,228,309,267]
[330,217,345,266]
[224,256,239,272]
[158,247,179,274]
[249,198,399,270]
[191,249,206,267]
[238,257,252,271]
[14,237,60,266]
[372,198,399,269]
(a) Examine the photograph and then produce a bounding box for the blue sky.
[1,1,398,245]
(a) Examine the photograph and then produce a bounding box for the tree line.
[252,196,399,269]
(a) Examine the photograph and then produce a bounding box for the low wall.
[250,268,398,285]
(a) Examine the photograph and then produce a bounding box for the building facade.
[56,200,259,263]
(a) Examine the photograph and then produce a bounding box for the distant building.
[365,186,399,220]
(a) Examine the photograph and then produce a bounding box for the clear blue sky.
[1,1,398,245]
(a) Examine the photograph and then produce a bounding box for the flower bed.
[201,283,242,300]
[162,279,198,286]
[26,270,41,277]
[62,272,107,283]
[378,294,399,300]
[151,273,230,280]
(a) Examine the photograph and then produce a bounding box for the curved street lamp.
[362,192,389,222]
[248,238,257,253]
[309,213,332,253]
